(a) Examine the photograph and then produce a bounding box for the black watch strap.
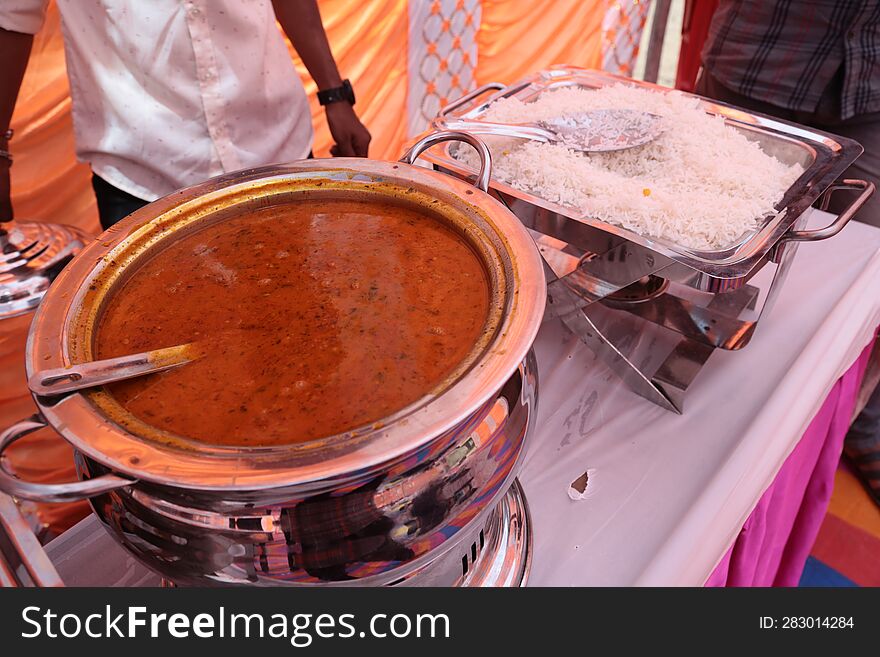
[318,79,356,106]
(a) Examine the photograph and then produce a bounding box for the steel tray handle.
[438,82,507,118]
[400,130,493,192]
[783,179,875,243]
[0,415,136,503]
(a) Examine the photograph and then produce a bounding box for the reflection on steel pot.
[0,132,546,586]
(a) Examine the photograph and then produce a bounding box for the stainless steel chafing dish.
[419,67,874,412]
[0,132,547,587]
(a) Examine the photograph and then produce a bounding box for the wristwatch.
[317,79,356,107]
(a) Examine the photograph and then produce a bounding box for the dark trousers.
[91,151,316,230]
[91,174,149,230]
[697,69,880,503]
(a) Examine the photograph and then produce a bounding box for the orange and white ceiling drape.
[10,0,640,236]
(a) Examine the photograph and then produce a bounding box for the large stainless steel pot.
[0,132,546,586]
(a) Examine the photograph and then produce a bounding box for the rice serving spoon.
[437,109,664,153]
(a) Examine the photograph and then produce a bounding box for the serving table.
[4,209,879,587]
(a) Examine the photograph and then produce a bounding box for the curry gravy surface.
[95,199,490,446]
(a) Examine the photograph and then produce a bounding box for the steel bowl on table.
[0,132,547,587]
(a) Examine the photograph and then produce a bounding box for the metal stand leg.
[650,285,761,411]
[539,231,764,413]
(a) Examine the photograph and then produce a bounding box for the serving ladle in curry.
[28,343,198,396]
[436,109,664,153]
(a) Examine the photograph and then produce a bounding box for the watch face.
[344,80,356,105]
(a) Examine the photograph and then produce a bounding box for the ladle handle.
[28,343,195,396]
[400,130,493,192]
[0,415,136,503]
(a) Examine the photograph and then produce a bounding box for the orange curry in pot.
[95,199,490,447]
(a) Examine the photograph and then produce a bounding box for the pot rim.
[26,158,546,490]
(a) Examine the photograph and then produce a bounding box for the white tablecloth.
[522,213,880,586]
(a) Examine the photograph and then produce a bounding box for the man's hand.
[325,103,371,157]
[272,2,372,157]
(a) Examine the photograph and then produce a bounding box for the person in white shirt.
[0,0,371,229]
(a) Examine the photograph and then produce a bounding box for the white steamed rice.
[453,84,804,250]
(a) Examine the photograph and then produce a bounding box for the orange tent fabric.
[476,0,603,85]
[9,3,97,234]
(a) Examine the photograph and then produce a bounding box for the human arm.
[272,0,371,157]
[0,27,34,221]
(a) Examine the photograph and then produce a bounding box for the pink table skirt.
[705,341,873,587]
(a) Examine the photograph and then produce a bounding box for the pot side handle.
[400,130,493,192]
[0,415,137,503]
[781,179,875,243]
